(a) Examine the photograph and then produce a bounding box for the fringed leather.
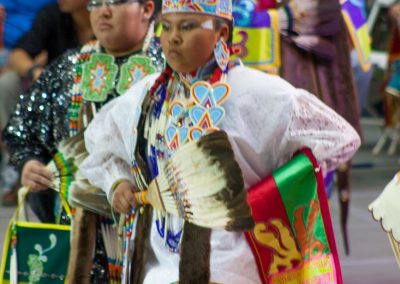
[179,222,212,284]
[130,206,153,284]
[66,208,97,284]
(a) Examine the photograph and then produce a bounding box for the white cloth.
[80,66,361,284]
[369,171,400,242]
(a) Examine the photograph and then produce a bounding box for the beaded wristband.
[134,191,148,206]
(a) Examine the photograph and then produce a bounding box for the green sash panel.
[245,149,342,283]
[1,189,71,284]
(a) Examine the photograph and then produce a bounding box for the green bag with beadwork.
[0,187,71,284]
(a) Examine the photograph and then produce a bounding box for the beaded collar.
[68,41,158,136]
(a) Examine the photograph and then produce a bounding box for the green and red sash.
[245,149,342,284]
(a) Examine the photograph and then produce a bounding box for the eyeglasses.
[87,0,141,11]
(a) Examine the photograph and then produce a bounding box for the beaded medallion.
[81,53,118,102]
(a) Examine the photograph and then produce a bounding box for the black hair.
[153,0,162,19]
[139,0,161,22]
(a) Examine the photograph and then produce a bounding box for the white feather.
[141,131,254,231]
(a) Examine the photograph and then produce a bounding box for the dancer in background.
[231,0,366,254]
[278,0,364,255]
[0,0,93,206]
[2,0,163,281]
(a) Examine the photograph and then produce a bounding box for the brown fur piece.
[130,206,153,284]
[179,222,212,284]
[66,207,97,284]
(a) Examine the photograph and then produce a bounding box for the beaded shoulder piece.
[68,40,161,136]
[69,41,100,136]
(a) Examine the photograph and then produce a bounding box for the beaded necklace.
[69,40,98,135]
[68,41,158,136]
[130,61,231,252]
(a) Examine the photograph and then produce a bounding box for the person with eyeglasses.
[86,0,144,10]
[2,0,164,282]
[80,0,361,282]
[0,0,92,207]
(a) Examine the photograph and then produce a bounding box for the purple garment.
[288,0,342,36]
[280,17,362,136]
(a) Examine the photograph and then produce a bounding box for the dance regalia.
[2,38,164,282]
[81,62,360,283]
[232,0,366,257]
[232,0,366,135]
[2,38,163,177]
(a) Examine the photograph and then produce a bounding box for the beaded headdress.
[162,0,232,20]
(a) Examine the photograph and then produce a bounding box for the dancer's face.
[89,0,154,56]
[160,13,229,73]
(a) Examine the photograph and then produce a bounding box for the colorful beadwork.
[69,41,98,136]
[81,53,118,102]
[130,60,231,251]
[162,0,233,20]
[125,208,137,238]
[53,151,78,201]
[214,38,230,72]
[68,42,159,136]
[117,56,157,95]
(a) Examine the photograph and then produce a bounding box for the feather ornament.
[68,174,112,218]
[46,131,87,201]
[136,131,255,231]
[46,131,112,217]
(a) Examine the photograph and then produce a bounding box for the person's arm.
[1,52,72,189]
[80,74,159,213]
[8,48,44,80]
[229,67,360,173]
[8,5,56,79]
[279,88,361,172]
[81,96,136,207]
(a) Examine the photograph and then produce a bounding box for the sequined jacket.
[2,39,164,171]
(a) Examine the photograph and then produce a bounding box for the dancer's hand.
[21,160,54,192]
[111,180,138,214]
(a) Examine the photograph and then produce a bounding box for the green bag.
[0,187,71,284]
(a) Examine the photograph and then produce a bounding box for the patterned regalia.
[2,37,164,282]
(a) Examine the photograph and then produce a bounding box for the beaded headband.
[162,0,232,20]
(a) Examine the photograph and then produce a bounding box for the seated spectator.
[0,0,57,49]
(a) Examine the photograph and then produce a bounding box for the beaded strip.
[69,41,100,136]
[53,151,77,201]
